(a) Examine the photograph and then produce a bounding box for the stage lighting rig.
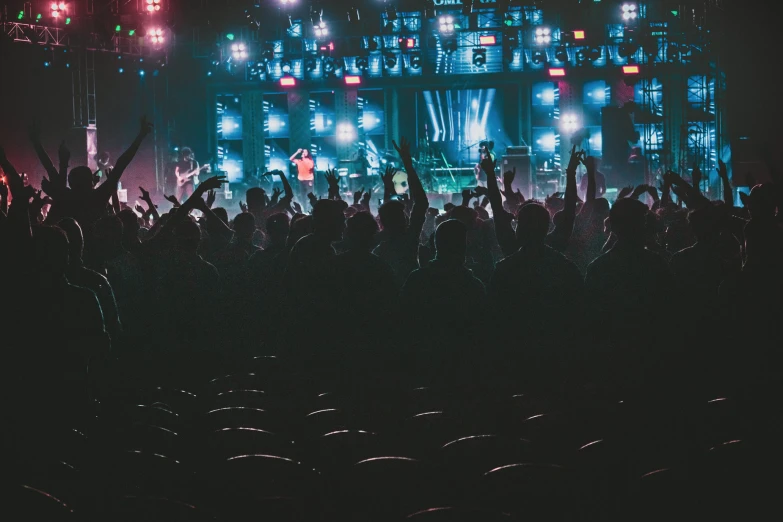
[618,42,639,59]
[314,20,328,38]
[442,38,458,54]
[231,43,248,61]
[439,16,455,34]
[409,52,422,70]
[356,55,369,70]
[561,114,578,133]
[622,4,637,22]
[555,46,568,63]
[322,56,336,74]
[281,59,292,74]
[531,50,547,65]
[145,0,162,13]
[534,27,551,45]
[472,48,486,67]
[50,2,66,18]
[148,28,165,45]
[383,52,397,68]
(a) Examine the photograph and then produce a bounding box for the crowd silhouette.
[1,118,782,521]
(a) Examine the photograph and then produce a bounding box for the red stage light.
[479,35,497,45]
[548,68,566,77]
[344,75,361,85]
[623,65,640,74]
[280,76,296,87]
[398,37,416,49]
[573,30,585,40]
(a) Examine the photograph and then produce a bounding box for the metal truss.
[3,22,156,57]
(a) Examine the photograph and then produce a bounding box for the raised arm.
[585,155,597,203]
[717,159,732,206]
[28,121,60,183]
[483,156,516,257]
[99,116,153,197]
[289,148,302,162]
[393,137,429,239]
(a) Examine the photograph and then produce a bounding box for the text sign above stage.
[433,0,497,5]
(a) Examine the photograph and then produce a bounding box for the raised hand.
[381,165,395,185]
[630,184,649,199]
[692,163,702,189]
[617,185,634,199]
[392,137,413,164]
[361,190,371,207]
[292,201,303,214]
[270,187,282,205]
[353,187,364,205]
[480,154,496,176]
[58,140,70,164]
[474,185,489,197]
[307,192,318,207]
[206,189,216,208]
[503,167,517,185]
[239,200,248,213]
[164,194,180,207]
[717,158,728,179]
[324,168,339,188]
[139,186,152,202]
[566,145,582,172]
[134,203,146,215]
[140,115,153,136]
[198,174,227,193]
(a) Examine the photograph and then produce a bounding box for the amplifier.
[506,146,530,155]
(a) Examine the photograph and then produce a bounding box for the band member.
[290,147,315,202]
[174,147,200,201]
[474,140,495,187]
[355,147,372,176]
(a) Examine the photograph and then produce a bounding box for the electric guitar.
[176,163,211,188]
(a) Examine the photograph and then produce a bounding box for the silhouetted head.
[301,149,311,159]
[118,209,140,238]
[741,184,777,220]
[266,213,290,245]
[93,215,124,250]
[434,219,467,265]
[688,205,720,243]
[246,187,266,211]
[179,147,194,161]
[68,166,94,191]
[287,214,313,249]
[450,205,478,231]
[212,207,229,225]
[344,206,358,219]
[345,211,379,250]
[516,203,550,245]
[57,218,84,263]
[33,225,69,278]
[378,200,407,234]
[312,199,347,241]
[609,198,648,243]
[234,212,256,240]
[174,220,201,252]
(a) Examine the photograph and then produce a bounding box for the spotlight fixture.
[355,55,369,70]
[587,46,602,61]
[280,76,296,87]
[622,65,640,74]
[439,16,455,34]
[280,0,295,4]
[231,43,248,60]
[50,2,65,18]
[281,59,292,73]
[409,52,422,69]
[383,51,397,68]
[398,37,416,50]
[622,3,638,21]
[322,56,335,74]
[561,113,579,133]
[531,50,547,65]
[555,46,568,63]
[314,20,328,38]
[548,67,565,77]
[148,28,165,44]
[472,48,486,67]
[534,27,551,45]
[344,75,361,85]
[145,0,162,13]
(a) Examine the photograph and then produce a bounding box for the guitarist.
[174,147,200,201]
